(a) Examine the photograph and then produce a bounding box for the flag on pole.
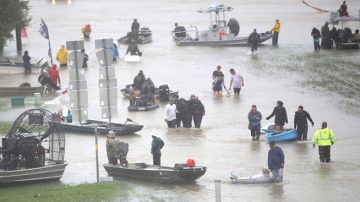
[21,28,28,38]
[39,19,49,39]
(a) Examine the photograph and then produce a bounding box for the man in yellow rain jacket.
[56,45,67,67]
[271,19,280,46]
[312,122,336,163]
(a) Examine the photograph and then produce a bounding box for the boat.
[329,11,360,50]
[230,170,273,184]
[124,54,141,62]
[0,109,67,185]
[58,119,143,135]
[0,86,44,96]
[103,163,206,184]
[121,84,179,102]
[265,129,297,143]
[172,4,273,46]
[127,103,159,112]
[118,27,152,45]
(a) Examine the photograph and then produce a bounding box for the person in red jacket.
[48,64,61,88]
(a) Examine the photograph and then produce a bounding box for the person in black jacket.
[248,29,260,53]
[22,50,31,74]
[294,106,314,141]
[81,49,88,68]
[266,100,288,131]
[189,95,205,128]
[151,135,164,165]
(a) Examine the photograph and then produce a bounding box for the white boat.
[124,54,141,62]
[172,4,273,46]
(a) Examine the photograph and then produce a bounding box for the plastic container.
[11,97,25,107]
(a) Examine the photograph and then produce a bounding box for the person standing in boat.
[151,135,164,166]
[174,23,186,38]
[248,105,262,141]
[106,132,118,165]
[248,29,260,53]
[294,105,314,141]
[266,100,288,131]
[129,84,137,106]
[22,50,31,74]
[268,141,285,182]
[311,27,321,51]
[116,139,129,167]
[312,122,335,163]
[133,70,146,90]
[131,18,140,40]
[228,68,244,96]
[164,99,177,128]
[189,95,205,128]
[271,19,281,46]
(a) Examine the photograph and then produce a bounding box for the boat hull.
[58,119,143,135]
[120,85,179,101]
[175,33,273,46]
[103,163,206,184]
[0,86,44,96]
[118,35,152,45]
[127,104,159,111]
[0,163,68,185]
[266,129,297,142]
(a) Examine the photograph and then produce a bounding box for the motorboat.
[172,4,273,46]
[0,109,67,185]
[0,85,44,96]
[104,163,206,184]
[118,27,152,45]
[121,84,179,102]
[58,119,143,136]
[127,103,159,112]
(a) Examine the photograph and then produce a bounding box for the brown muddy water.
[0,0,359,201]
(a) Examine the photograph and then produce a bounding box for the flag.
[48,47,52,61]
[39,19,49,39]
[21,28,28,38]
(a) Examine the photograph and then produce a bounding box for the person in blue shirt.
[268,141,285,182]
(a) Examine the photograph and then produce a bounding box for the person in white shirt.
[229,68,244,96]
[164,99,177,128]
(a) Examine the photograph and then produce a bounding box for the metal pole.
[215,180,221,202]
[95,125,99,183]
[102,39,112,124]
[73,42,82,124]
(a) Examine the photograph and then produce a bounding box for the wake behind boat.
[104,163,206,184]
[172,4,273,46]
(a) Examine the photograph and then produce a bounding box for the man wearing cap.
[268,142,285,182]
[189,95,205,128]
[131,18,140,40]
[151,135,164,165]
[106,131,117,165]
[164,99,177,128]
[248,104,262,141]
[312,122,335,163]
[294,105,314,141]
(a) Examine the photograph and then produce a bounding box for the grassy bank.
[0,182,131,202]
[0,121,12,135]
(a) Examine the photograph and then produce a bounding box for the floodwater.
[1,0,360,201]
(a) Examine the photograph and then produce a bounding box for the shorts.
[233,88,241,94]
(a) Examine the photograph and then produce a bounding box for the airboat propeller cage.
[198,5,233,30]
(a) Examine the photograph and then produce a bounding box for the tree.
[0,0,31,52]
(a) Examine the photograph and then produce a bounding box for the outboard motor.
[227,18,240,36]
[158,85,170,102]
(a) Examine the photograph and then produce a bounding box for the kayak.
[230,171,274,184]
[124,54,141,62]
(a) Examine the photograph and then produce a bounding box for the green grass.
[0,121,12,135]
[0,182,131,202]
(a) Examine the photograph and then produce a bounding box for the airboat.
[0,109,67,184]
[172,4,273,46]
